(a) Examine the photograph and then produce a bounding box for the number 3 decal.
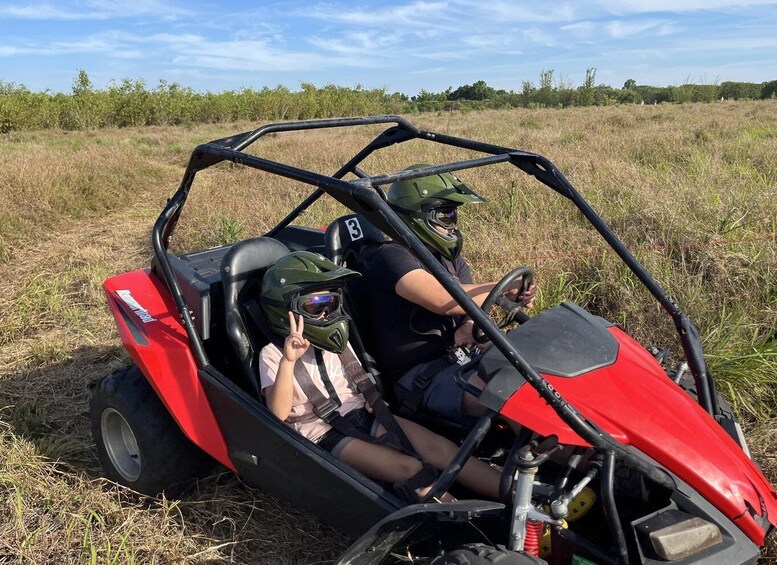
[345,218,363,241]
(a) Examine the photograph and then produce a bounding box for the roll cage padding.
[221,236,290,396]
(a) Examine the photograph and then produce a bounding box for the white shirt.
[259,343,365,443]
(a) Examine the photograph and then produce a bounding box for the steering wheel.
[472,267,535,344]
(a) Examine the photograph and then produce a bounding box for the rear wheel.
[90,364,212,496]
[430,544,546,564]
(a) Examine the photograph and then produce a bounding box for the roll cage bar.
[152,114,721,491]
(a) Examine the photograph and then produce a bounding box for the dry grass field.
[0,102,775,563]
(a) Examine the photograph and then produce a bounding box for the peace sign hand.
[283,311,310,362]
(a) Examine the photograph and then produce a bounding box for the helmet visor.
[428,207,458,229]
[291,291,342,320]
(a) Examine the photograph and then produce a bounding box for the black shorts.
[394,357,479,426]
[316,408,378,457]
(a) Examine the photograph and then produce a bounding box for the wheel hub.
[101,408,141,482]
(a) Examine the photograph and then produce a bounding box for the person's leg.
[461,373,487,417]
[336,437,453,501]
[380,417,500,500]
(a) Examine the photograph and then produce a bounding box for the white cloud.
[307,31,400,56]
[604,19,677,38]
[462,34,516,49]
[450,0,578,23]
[522,27,556,47]
[0,0,192,21]
[308,1,453,27]
[409,66,447,75]
[593,0,777,14]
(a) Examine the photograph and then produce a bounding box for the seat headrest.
[221,237,290,297]
[324,214,386,267]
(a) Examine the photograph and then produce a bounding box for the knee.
[397,457,424,480]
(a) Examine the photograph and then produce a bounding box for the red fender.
[104,269,235,471]
[500,327,777,544]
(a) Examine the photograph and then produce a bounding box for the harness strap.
[340,347,418,455]
[392,463,439,503]
[291,347,418,458]
[314,349,342,414]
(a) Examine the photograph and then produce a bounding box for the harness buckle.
[313,397,342,422]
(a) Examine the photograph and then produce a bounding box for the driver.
[357,164,536,425]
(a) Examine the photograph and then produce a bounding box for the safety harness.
[243,297,438,503]
[291,346,439,503]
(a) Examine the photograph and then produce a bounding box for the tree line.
[1,68,775,133]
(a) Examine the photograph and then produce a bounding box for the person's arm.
[395,268,502,316]
[396,268,537,317]
[264,312,310,421]
[265,357,297,421]
[383,243,535,317]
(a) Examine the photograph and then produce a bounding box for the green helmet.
[260,251,360,354]
[387,163,487,260]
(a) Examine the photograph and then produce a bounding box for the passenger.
[358,164,537,424]
[257,251,500,502]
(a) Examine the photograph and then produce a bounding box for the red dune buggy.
[91,116,776,564]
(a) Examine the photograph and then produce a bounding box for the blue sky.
[1,1,776,95]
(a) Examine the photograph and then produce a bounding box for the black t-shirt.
[358,243,473,381]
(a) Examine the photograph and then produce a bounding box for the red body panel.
[500,326,777,543]
[103,269,235,471]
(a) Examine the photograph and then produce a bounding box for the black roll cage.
[152,114,720,490]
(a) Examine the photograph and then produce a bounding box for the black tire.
[430,544,546,565]
[90,364,212,497]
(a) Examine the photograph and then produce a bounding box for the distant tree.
[578,67,596,106]
[762,80,777,99]
[534,69,556,107]
[634,85,672,104]
[617,88,642,103]
[409,88,448,112]
[66,69,97,130]
[592,85,619,106]
[448,80,496,101]
[623,79,637,90]
[556,74,577,107]
[719,81,761,100]
[72,69,93,95]
[489,91,523,108]
[521,80,536,107]
[692,84,720,103]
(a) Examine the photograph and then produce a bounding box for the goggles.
[427,207,458,229]
[290,291,342,320]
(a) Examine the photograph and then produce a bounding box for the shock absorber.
[524,520,543,556]
[507,444,564,554]
[508,450,539,552]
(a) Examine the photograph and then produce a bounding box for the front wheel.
[90,364,212,496]
[430,544,546,564]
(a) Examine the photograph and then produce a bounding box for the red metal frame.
[103,269,235,471]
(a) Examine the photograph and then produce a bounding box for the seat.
[221,236,290,397]
[324,214,388,390]
[324,214,386,268]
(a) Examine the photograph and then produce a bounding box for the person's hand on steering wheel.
[504,278,537,309]
[472,267,536,343]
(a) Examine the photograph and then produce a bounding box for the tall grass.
[0,102,775,562]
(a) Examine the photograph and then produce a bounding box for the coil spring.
[524,520,543,556]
